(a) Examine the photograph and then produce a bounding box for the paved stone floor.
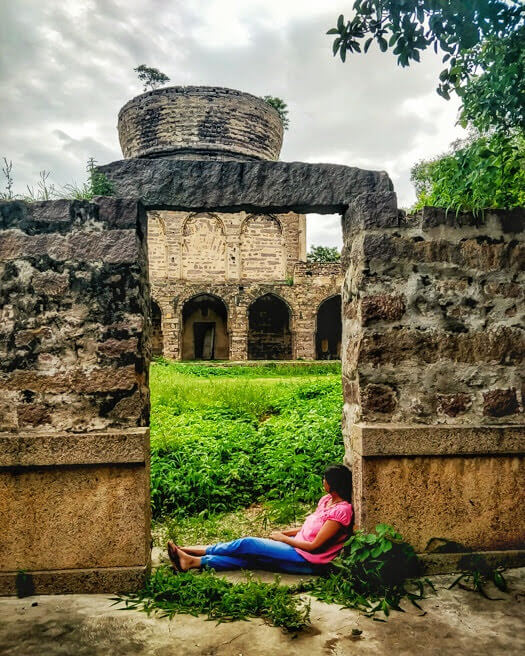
[1,568,524,656]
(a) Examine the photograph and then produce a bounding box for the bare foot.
[180,545,207,556]
[176,546,201,571]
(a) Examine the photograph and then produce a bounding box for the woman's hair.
[324,464,353,502]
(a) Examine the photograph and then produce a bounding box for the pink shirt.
[294,494,353,564]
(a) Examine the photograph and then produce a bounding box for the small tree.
[307,246,341,263]
[134,65,170,92]
[263,96,290,130]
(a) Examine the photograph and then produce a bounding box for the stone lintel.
[0,566,148,596]
[0,428,149,467]
[97,158,393,213]
[351,424,524,457]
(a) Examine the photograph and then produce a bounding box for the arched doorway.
[316,295,342,360]
[248,294,292,360]
[151,300,164,356]
[181,294,229,360]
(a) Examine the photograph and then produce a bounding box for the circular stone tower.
[118,86,283,161]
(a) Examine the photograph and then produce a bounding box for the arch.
[316,294,342,360]
[240,214,286,280]
[181,213,226,281]
[181,293,229,360]
[151,300,164,356]
[248,293,292,360]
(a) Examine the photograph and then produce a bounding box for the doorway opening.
[181,294,229,360]
[248,293,292,360]
[316,295,342,360]
[151,300,164,357]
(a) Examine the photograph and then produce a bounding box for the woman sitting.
[167,464,353,574]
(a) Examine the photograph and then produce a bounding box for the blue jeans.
[200,537,315,574]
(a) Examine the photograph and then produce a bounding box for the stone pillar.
[294,315,316,360]
[342,197,525,560]
[229,301,248,361]
[0,197,151,594]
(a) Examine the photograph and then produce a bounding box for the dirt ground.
[1,568,524,656]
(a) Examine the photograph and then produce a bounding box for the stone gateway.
[0,85,523,594]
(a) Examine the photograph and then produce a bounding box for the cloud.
[0,0,466,246]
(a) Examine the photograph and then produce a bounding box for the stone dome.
[118,86,283,161]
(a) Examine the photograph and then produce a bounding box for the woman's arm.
[281,528,300,537]
[270,520,341,552]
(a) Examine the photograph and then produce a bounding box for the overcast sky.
[0,0,467,248]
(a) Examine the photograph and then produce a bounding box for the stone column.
[0,197,151,594]
[342,195,525,563]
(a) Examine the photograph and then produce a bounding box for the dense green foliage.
[307,245,341,263]
[150,361,344,519]
[411,131,525,212]
[115,567,311,632]
[298,524,427,614]
[134,64,170,92]
[328,1,524,132]
[262,96,290,130]
[116,524,432,630]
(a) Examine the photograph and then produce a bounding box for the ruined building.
[118,87,343,360]
[1,84,523,594]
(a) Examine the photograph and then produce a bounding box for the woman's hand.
[269,531,286,542]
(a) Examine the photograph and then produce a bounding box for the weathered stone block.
[361,294,405,324]
[361,384,397,415]
[0,461,150,572]
[98,158,393,213]
[483,388,520,417]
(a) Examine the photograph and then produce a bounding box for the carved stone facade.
[134,87,343,361]
[149,208,343,359]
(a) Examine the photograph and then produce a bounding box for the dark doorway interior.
[182,294,228,360]
[193,322,216,359]
[316,295,342,359]
[151,300,163,356]
[248,293,292,360]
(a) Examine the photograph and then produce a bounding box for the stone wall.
[147,209,332,360]
[0,197,151,594]
[148,210,306,284]
[118,86,283,161]
[151,265,343,361]
[342,198,525,555]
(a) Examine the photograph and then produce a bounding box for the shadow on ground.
[1,568,524,656]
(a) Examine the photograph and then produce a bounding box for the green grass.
[150,360,344,520]
[152,502,311,548]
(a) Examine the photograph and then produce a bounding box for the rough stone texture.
[0,567,147,596]
[343,205,525,427]
[0,198,151,593]
[342,199,525,555]
[0,463,150,572]
[118,86,284,161]
[0,198,150,433]
[355,453,524,552]
[0,428,149,467]
[97,158,393,213]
